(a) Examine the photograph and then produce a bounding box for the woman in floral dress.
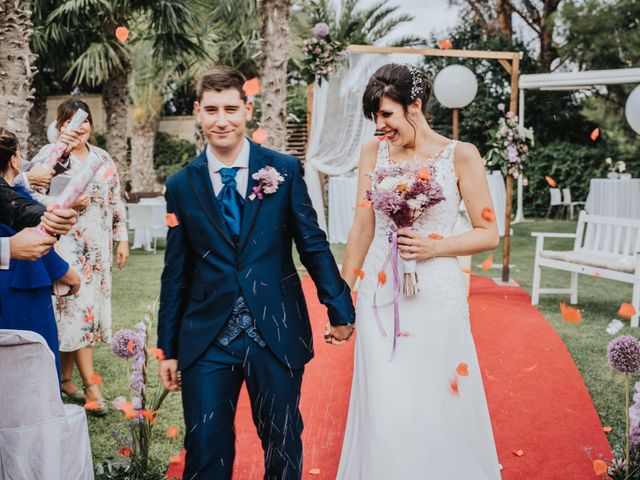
[31,98,129,414]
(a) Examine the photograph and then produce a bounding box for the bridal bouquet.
[367,163,445,295]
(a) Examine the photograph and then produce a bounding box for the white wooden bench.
[531,211,640,326]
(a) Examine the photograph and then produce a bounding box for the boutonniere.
[249,166,285,200]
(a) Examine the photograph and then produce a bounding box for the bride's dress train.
[337,141,501,479]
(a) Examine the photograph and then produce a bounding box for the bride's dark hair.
[362,63,432,123]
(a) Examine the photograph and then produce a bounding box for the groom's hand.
[324,323,354,346]
[159,359,181,391]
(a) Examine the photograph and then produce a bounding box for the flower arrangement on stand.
[595,335,640,479]
[95,301,170,480]
[301,22,348,85]
[485,103,535,178]
[605,157,628,179]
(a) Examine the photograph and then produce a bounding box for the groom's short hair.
[197,66,247,102]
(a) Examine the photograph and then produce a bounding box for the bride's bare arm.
[341,139,379,290]
[398,142,499,260]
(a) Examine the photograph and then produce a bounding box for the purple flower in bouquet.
[112,329,144,359]
[313,22,330,38]
[608,335,640,373]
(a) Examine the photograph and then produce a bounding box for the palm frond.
[64,41,126,86]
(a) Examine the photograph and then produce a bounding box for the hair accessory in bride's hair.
[405,64,424,101]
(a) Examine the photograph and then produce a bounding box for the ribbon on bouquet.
[372,226,402,356]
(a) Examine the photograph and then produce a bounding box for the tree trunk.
[496,0,512,38]
[130,116,160,192]
[0,0,37,149]
[103,71,131,190]
[259,0,291,152]
[28,80,48,158]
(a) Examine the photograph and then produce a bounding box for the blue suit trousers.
[181,333,304,480]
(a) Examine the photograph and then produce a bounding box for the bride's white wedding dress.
[337,140,501,479]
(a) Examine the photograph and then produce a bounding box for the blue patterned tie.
[218,167,244,241]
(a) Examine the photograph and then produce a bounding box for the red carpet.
[168,275,612,479]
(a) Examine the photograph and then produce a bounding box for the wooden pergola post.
[306,45,522,282]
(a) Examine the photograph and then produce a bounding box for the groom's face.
[194,89,253,151]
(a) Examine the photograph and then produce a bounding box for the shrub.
[153,132,197,184]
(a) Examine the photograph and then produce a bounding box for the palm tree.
[259,0,292,151]
[299,0,425,48]
[0,1,38,149]
[38,0,205,186]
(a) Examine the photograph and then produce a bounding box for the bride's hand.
[397,229,438,261]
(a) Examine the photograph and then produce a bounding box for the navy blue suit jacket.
[157,141,355,371]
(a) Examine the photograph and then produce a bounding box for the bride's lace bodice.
[359,140,462,298]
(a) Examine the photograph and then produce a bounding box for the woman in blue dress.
[0,129,81,381]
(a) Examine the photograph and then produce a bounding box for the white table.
[129,199,168,251]
[486,171,506,236]
[328,174,358,244]
[585,178,640,219]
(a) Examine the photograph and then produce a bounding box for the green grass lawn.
[86,219,634,469]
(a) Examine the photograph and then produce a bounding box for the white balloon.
[46,120,58,143]
[625,85,640,135]
[433,65,478,109]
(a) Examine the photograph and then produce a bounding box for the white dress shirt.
[206,139,250,199]
[0,237,9,269]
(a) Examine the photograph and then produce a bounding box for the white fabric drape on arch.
[304,53,403,232]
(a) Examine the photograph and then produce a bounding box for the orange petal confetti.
[101,164,117,181]
[309,468,321,475]
[148,347,166,361]
[118,401,137,419]
[397,331,411,337]
[242,77,261,97]
[560,302,582,324]
[618,303,637,319]
[128,338,135,354]
[481,255,493,271]
[593,459,608,475]
[252,127,268,144]
[169,454,183,465]
[456,362,469,377]
[594,272,601,278]
[544,176,557,187]
[115,26,129,44]
[437,39,453,49]
[481,207,496,222]
[91,372,103,385]
[484,369,498,381]
[512,450,524,457]
[165,213,179,227]
[603,426,612,433]
[84,400,100,411]
[428,233,443,240]
[449,377,459,396]
[353,268,365,279]
[166,425,180,438]
[118,447,132,458]
[590,127,600,141]
[416,167,432,180]
[378,271,387,285]
[461,267,472,274]
[357,200,372,208]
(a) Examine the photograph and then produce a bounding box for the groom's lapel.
[188,150,236,250]
[238,141,268,254]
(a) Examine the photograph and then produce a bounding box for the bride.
[335,63,502,479]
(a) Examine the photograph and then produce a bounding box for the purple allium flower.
[312,22,330,38]
[111,329,144,358]
[608,335,640,373]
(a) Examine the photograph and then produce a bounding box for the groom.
[157,66,355,479]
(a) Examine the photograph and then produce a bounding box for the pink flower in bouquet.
[313,22,330,38]
[249,166,284,200]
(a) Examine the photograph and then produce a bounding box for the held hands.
[397,229,439,261]
[159,359,181,391]
[323,323,355,346]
